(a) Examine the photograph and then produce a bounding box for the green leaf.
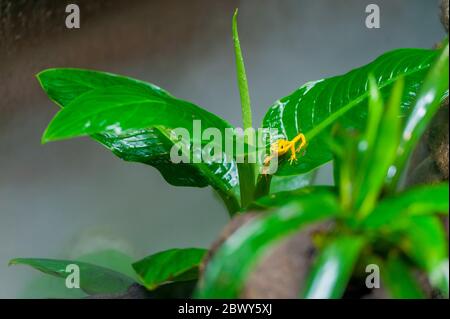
[253,171,317,201]
[301,236,364,299]
[262,48,440,176]
[429,259,449,298]
[147,280,198,299]
[37,69,240,214]
[361,183,449,230]
[399,216,448,296]
[232,9,253,132]
[9,258,135,295]
[330,127,361,211]
[132,248,207,290]
[249,186,335,210]
[356,78,403,218]
[76,249,137,280]
[196,193,339,298]
[232,10,256,208]
[381,254,425,299]
[387,41,449,190]
[270,171,317,193]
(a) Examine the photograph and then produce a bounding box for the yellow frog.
[263,132,307,166]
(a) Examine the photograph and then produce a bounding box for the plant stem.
[216,189,241,217]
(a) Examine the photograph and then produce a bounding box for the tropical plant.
[10,11,449,299]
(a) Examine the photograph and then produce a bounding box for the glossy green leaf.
[37,69,240,213]
[270,171,317,193]
[381,254,425,299]
[387,42,449,189]
[301,236,364,299]
[249,186,335,210]
[9,258,135,295]
[196,193,339,298]
[262,48,440,176]
[132,248,207,290]
[361,183,449,230]
[253,171,317,203]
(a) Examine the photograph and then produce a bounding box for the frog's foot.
[288,154,297,165]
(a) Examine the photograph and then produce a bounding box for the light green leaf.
[356,78,403,217]
[361,183,449,230]
[132,248,207,290]
[387,41,449,189]
[232,10,256,208]
[301,236,364,299]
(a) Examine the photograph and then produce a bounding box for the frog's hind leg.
[288,144,297,164]
[295,134,307,152]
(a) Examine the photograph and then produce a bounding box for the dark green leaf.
[263,48,440,176]
[361,183,449,230]
[301,236,364,299]
[147,280,197,299]
[132,248,207,290]
[37,69,240,213]
[387,42,449,189]
[381,254,424,299]
[9,258,135,295]
[196,193,339,298]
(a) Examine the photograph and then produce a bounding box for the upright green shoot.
[233,9,256,208]
[233,9,253,132]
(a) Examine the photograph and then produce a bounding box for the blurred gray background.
[0,0,446,298]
